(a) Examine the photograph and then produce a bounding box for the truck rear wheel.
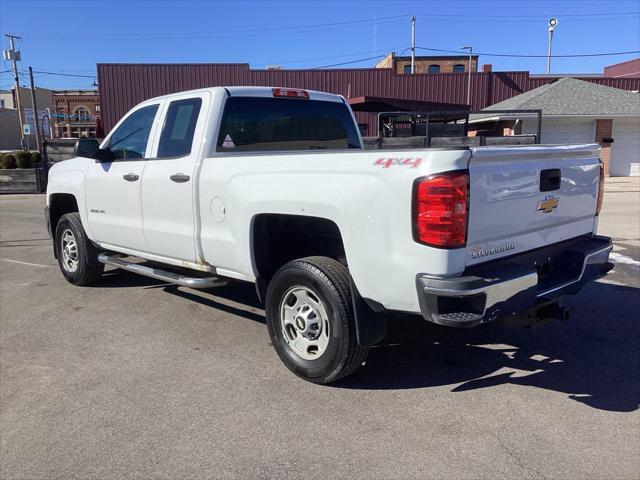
[265,256,368,384]
[55,212,104,286]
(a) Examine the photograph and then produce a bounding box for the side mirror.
[74,138,100,159]
[93,147,115,163]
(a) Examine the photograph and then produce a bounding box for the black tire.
[265,256,368,384]
[55,212,104,286]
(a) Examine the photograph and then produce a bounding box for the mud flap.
[350,278,388,347]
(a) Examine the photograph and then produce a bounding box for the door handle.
[170,173,190,183]
[123,173,139,182]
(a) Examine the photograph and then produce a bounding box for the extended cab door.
[85,102,161,252]
[140,92,209,263]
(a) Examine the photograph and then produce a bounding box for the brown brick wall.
[53,94,100,116]
[375,53,395,69]
[375,53,478,74]
[52,91,100,138]
[595,119,613,175]
[395,57,478,74]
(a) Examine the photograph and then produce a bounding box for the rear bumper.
[416,235,612,328]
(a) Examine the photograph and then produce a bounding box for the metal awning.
[348,95,469,114]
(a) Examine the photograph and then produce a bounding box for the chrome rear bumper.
[416,235,612,327]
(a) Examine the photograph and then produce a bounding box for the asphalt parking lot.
[1,178,639,479]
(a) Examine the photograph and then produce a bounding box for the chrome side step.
[98,253,227,289]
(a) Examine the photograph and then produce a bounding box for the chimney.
[482,64,492,73]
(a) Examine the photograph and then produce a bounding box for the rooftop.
[471,77,640,121]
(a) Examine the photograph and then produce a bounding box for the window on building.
[157,98,202,158]
[74,105,91,122]
[216,97,361,152]
[428,64,441,74]
[0,99,5,108]
[403,64,411,74]
[453,64,466,73]
[107,104,159,160]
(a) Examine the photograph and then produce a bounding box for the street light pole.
[460,46,473,106]
[410,16,416,74]
[546,18,558,75]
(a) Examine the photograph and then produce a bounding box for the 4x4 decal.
[374,157,422,169]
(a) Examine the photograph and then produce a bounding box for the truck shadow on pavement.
[97,270,638,413]
[337,281,640,413]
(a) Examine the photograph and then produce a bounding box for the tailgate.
[466,144,601,266]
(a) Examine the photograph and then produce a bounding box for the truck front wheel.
[265,256,368,384]
[55,212,104,286]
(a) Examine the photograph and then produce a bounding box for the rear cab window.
[157,98,202,158]
[216,97,361,152]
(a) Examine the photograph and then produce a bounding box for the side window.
[428,64,441,74]
[453,64,465,73]
[108,104,158,160]
[157,98,202,158]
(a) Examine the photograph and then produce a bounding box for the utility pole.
[546,18,558,75]
[4,33,26,149]
[28,66,42,152]
[410,16,416,74]
[460,46,473,106]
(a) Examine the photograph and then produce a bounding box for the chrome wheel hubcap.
[61,229,79,273]
[280,286,330,360]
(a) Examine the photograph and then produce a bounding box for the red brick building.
[375,52,479,74]
[52,90,101,138]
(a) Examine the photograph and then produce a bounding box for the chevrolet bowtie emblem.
[536,195,559,213]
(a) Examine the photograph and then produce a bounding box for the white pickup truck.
[45,86,612,383]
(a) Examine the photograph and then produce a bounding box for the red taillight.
[596,159,605,216]
[413,171,469,248]
[272,88,309,99]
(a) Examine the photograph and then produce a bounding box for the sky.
[0,0,639,91]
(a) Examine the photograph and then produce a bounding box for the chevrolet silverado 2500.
[45,86,612,383]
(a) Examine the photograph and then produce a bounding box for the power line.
[25,14,408,39]
[256,45,406,68]
[415,46,640,58]
[311,55,388,69]
[453,11,639,17]
[413,12,639,23]
[21,10,640,39]
[28,70,96,78]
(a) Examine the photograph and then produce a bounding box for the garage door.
[611,120,640,176]
[522,119,595,145]
[542,120,595,145]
